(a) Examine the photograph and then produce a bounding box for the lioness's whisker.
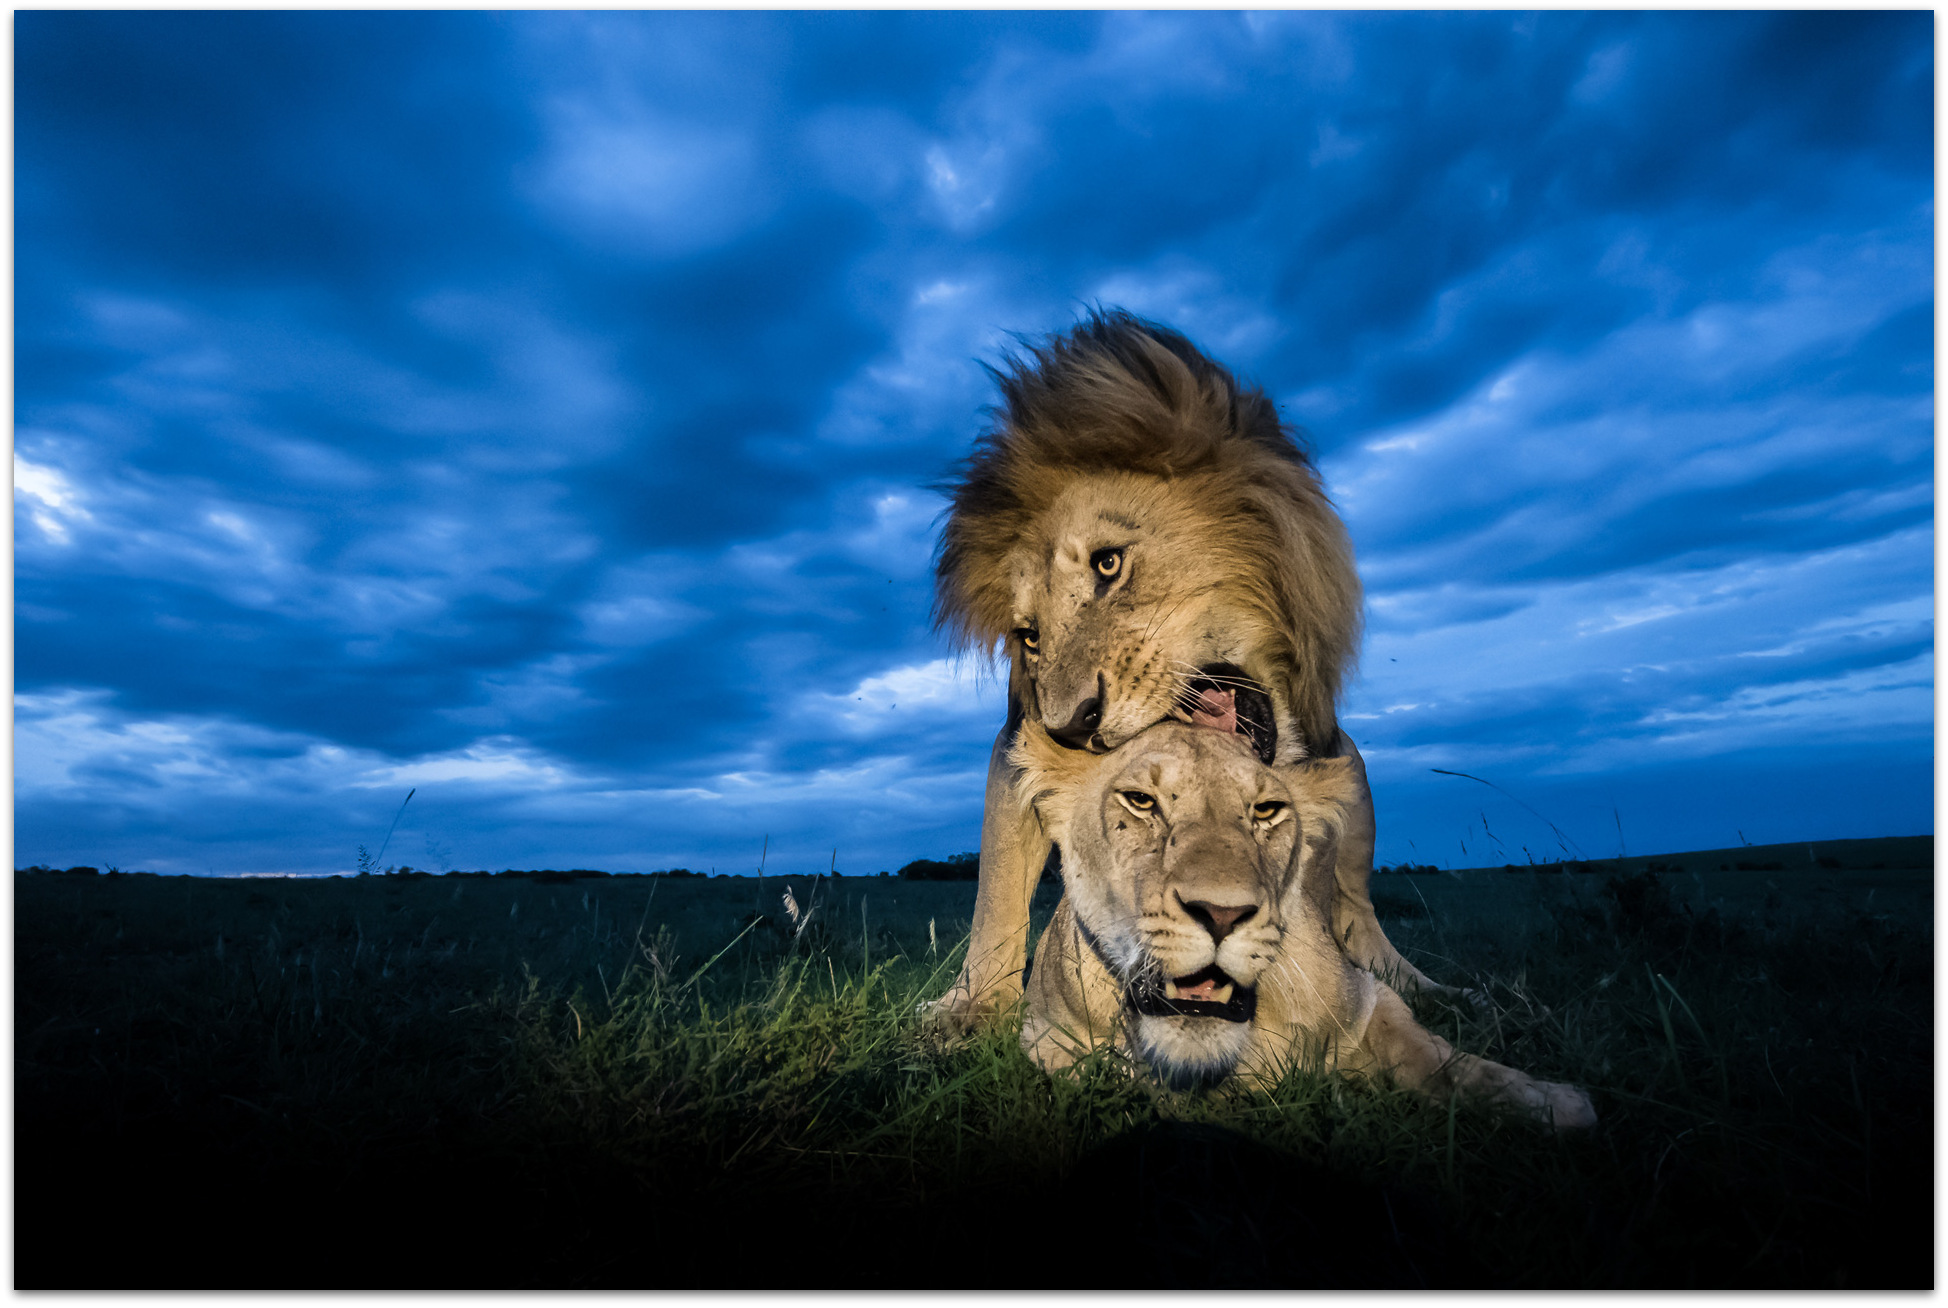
[1276,955,1353,1039]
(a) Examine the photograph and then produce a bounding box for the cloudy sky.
[15,11,1933,877]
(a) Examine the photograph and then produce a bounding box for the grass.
[15,838,1932,1289]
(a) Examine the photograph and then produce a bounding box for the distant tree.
[896,852,980,881]
[1378,862,1440,876]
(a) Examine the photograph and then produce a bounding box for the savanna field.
[17,836,1931,1289]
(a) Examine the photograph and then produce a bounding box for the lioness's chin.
[1129,1014,1254,1091]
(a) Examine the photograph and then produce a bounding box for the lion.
[929,308,1434,1027]
[1013,718,1597,1131]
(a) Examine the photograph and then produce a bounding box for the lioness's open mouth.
[1128,964,1257,1024]
[1181,663,1277,764]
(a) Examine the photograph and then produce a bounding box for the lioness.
[930,309,1431,1027]
[1015,719,1597,1131]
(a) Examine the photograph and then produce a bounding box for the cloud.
[14,454,93,544]
[516,16,784,258]
[795,657,1007,741]
[1342,526,1934,821]
[1326,211,1931,593]
[14,688,991,877]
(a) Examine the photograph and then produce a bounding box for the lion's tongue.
[1190,688,1238,735]
[1175,975,1224,1002]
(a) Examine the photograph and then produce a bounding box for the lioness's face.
[1008,475,1289,764]
[1063,722,1303,1082]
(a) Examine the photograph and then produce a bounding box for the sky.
[14,11,1934,877]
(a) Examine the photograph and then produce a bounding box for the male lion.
[1014,719,1596,1131]
[929,309,1433,1027]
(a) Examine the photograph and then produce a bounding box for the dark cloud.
[18,12,538,291]
[15,11,1931,874]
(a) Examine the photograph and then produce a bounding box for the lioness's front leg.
[1353,982,1597,1132]
[1323,734,1451,995]
[922,720,1048,1032]
[1019,898,1123,1071]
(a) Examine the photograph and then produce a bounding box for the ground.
[15,835,1932,1288]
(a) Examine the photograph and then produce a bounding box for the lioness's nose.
[1183,899,1257,944]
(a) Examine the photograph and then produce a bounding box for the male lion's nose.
[1045,678,1105,751]
[1183,899,1257,944]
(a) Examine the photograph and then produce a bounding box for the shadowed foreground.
[16,842,1932,1288]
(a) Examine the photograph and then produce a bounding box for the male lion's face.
[1061,722,1305,1085]
[1008,474,1290,764]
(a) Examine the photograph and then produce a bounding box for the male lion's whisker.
[1137,590,1202,652]
[1139,593,1193,643]
[1184,682,1262,701]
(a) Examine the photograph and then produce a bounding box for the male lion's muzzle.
[1043,673,1107,752]
[1182,662,1277,763]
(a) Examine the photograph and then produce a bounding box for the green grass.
[15,840,1931,1289]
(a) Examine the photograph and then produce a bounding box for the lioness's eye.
[1091,547,1125,580]
[1251,800,1287,823]
[1117,790,1156,813]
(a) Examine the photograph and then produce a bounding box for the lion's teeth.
[1213,983,1234,1004]
[1164,979,1181,1000]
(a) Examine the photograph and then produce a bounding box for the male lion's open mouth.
[1128,964,1257,1024]
[1181,663,1277,764]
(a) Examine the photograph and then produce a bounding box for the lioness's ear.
[1284,754,1358,864]
[1006,718,1063,784]
[1288,752,1363,814]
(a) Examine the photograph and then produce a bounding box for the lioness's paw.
[917,985,1012,1038]
[1371,963,1469,1003]
[1530,1079,1598,1132]
[915,991,975,1037]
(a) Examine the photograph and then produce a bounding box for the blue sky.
[14,11,1933,876]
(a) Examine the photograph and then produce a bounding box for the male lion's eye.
[1251,801,1288,823]
[1016,627,1040,654]
[1117,790,1156,813]
[1091,547,1125,580]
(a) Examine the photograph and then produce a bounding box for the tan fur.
[1015,720,1597,1132]
[926,309,1435,1027]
